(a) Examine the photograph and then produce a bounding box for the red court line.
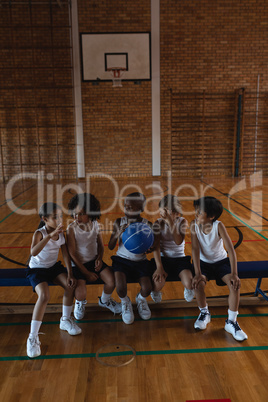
[186,399,231,402]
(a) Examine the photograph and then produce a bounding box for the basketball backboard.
[80,32,151,83]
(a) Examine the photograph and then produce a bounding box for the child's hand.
[95,258,103,272]
[67,275,77,288]
[159,208,173,225]
[86,271,99,283]
[119,223,129,236]
[50,223,64,238]
[159,207,168,219]
[230,274,241,291]
[192,274,206,289]
[152,269,168,283]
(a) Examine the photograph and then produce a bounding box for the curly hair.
[125,192,146,212]
[68,193,101,221]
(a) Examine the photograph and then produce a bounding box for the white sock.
[137,292,146,301]
[120,296,129,303]
[101,291,111,304]
[228,309,238,322]
[29,320,42,338]
[199,305,209,313]
[62,305,73,319]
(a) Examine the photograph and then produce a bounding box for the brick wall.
[0,0,267,181]
[77,0,152,178]
[0,2,76,182]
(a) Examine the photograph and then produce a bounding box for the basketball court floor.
[0,176,268,401]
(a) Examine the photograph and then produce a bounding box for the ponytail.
[38,219,46,229]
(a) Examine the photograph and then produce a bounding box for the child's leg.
[54,273,82,335]
[32,282,50,322]
[54,273,73,310]
[139,276,152,298]
[150,277,165,303]
[74,279,87,302]
[179,269,193,290]
[150,261,166,303]
[98,268,121,314]
[193,279,211,330]
[179,269,195,302]
[222,274,247,341]
[73,279,87,320]
[115,271,134,324]
[136,276,152,320]
[100,267,115,295]
[115,271,128,298]
[194,279,207,309]
[27,282,50,358]
[152,276,166,292]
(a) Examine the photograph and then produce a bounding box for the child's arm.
[152,221,168,282]
[218,221,241,290]
[95,232,104,272]
[190,220,207,289]
[66,225,98,282]
[61,242,76,288]
[30,224,63,256]
[108,218,127,250]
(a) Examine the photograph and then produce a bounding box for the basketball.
[122,222,154,254]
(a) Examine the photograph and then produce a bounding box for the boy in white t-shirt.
[191,196,247,341]
[108,192,153,325]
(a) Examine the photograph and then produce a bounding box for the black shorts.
[151,256,194,281]
[199,257,231,286]
[72,259,108,282]
[26,261,67,292]
[111,255,152,282]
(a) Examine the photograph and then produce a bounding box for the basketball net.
[107,68,126,87]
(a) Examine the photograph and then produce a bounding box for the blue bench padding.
[0,261,267,301]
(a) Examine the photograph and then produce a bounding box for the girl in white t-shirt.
[151,195,195,303]
[26,202,81,359]
[67,193,121,320]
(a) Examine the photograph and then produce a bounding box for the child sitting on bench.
[191,196,248,341]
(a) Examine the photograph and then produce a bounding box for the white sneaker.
[60,317,82,335]
[121,297,134,324]
[98,297,122,314]
[136,293,151,320]
[27,335,41,358]
[225,319,248,341]
[194,311,211,330]
[74,299,87,320]
[184,288,195,302]
[150,291,162,303]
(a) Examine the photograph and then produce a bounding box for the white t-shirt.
[194,220,227,263]
[68,220,99,265]
[29,226,65,268]
[159,217,186,258]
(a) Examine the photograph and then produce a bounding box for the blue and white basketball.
[122,222,154,254]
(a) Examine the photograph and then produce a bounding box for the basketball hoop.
[107,67,126,87]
